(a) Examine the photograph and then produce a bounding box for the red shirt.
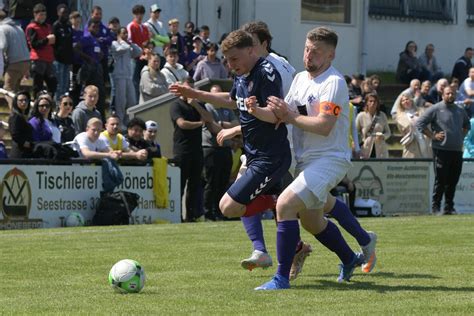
[127,20,150,49]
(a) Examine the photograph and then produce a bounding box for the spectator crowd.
[0,2,473,219]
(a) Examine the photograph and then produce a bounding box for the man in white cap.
[144,120,162,158]
[145,4,169,65]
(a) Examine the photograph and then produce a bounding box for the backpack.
[93,191,140,226]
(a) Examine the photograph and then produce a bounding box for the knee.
[275,196,298,221]
[219,194,244,218]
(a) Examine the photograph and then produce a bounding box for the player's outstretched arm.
[217,125,242,146]
[268,96,337,136]
[169,83,236,109]
[245,96,279,123]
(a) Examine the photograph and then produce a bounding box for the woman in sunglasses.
[28,94,61,143]
[52,94,76,143]
[8,91,33,158]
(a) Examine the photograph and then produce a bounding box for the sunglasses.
[38,103,50,108]
[62,101,73,106]
[17,98,28,102]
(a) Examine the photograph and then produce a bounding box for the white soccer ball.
[108,259,146,294]
[65,212,85,227]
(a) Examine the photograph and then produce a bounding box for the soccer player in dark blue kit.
[170,29,290,223]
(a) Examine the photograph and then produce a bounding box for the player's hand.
[136,149,148,161]
[217,128,237,146]
[267,96,289,119]
[169,83,198,98]
[245,96,258,114]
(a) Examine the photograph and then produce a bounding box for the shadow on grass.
[295,279,474,293]
[315,272,441,280]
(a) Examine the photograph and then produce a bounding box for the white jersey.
[285,66,351,163]
[266,52,297,162]
[266,52,296,96]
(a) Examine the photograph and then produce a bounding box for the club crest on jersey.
[248,81,254,92]
[307,94,317,106]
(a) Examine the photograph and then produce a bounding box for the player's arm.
[268,96,338,136]
[120,148,148,161]
[169,83,236,109]
[217,125,242,146]
[245,96,278,124]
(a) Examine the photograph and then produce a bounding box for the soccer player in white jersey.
[256,27,376,290]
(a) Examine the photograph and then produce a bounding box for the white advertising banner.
[429,161,474,214]
[0,164,181,229]
[348,160,432,215]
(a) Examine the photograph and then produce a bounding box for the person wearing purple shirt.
[83,6,113,87]
[70,10,83,104]
[76,20,106,120]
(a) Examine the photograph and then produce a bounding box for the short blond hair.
[168,18,179,25]
[87,117,102,128]
[84,85,98,95]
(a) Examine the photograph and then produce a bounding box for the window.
[467,0,474,25]
[369,0,457,23]
[301,0,351,24]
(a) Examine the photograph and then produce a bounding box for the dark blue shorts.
[227,155,291,205]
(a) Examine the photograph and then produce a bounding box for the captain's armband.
[320,101,341,117]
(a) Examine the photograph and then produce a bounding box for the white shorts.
[287,156,351,210]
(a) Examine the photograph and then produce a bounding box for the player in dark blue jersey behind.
[170,30,290,222]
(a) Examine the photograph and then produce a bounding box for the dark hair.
[12,91,31,116]
[118,26,127,34]
[364,93,380,113]
[465,47,473,53]
[127,117,146,130]
[221,30,253,53]
[69,11,81,19]
[31,95,53,122]
[56,4,68,12]
[108,16,120,25]
[307,27,338,48]
[33,3,46,13]
[404,41,417,54]
[206,43,219,52]
[59,94,73,104]
[106,113,121,122]
[132,5,146,15]
[185,21,195,30]
[200,25,210,32]
[165,48,179,56]
[241,21,273,51]
[91,6,102,13]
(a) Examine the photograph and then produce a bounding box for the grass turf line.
[0,216,473,315]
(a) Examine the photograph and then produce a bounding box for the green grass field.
[1,216,473,315]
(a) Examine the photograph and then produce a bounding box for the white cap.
[146,120,158,131]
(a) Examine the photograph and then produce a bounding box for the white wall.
[254,0,363,75]
[366,5,473,73]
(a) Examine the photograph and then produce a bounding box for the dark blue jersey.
[230,57,289,160]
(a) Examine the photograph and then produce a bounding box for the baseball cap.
[150,4,161,12]
[146,120,158,131]
[192,35,202,42]
[352,73,365,81]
